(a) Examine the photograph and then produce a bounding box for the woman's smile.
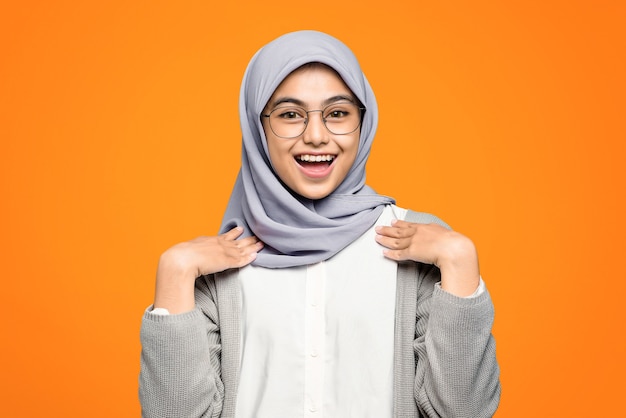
[295,153,336,178]
[262,63,360,200]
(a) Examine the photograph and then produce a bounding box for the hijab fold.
[220,30,394,268]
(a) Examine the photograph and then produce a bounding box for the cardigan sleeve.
[139,275,224,418]
[413,264,501,417]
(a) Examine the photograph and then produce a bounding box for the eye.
[327,110,348,118]
[324,103,354,119]
[278,111,299,119]
[275,107,306,120]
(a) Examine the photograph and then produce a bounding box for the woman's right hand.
[153,226,263,314]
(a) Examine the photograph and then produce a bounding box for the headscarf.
[220,30,394,268]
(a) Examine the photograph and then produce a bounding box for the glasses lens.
[322,102,361,135]
[267,102,363,138]
[268,106,307,138]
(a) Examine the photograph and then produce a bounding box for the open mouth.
[296,154,336,167]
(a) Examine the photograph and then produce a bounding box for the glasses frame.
[261,101,366,139]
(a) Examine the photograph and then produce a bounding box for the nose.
[302,110,329,146]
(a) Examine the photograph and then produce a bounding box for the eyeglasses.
[261,101,365,139]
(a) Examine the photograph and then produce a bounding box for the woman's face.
[261,64,360,200]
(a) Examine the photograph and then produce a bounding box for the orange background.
[1,1,624,416]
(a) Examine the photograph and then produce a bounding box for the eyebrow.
[270,95,356,109]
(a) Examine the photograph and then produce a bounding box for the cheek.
[340,135,360,167]
[266,138,293,179]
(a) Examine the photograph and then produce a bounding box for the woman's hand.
[375,220,480,297]
[153,227,263,313]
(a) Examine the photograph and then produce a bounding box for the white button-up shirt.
[235,205,406,418]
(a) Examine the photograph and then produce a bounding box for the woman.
[140,30,500,418]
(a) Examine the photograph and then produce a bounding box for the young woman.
[140,30,500,418]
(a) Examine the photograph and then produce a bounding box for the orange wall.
[1,1,624,416]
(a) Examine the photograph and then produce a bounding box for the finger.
[392,219,422,229]
[239,250,260,267]
[375,225,416,239]
[224,238,263,257]
[222,226,244,241]
[382,248,410,261]
[375,233,412,250]
[226,242,263,268]
[236,235,262,247]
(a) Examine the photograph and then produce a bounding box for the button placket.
[304,262,326,417]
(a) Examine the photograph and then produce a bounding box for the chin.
[293,185,335,201]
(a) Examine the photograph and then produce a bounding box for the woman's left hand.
[375,220,480,297]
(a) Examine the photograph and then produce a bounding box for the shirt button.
[309,404,317,412]
[310,350,318,357]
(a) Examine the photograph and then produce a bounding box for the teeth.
[298,154,334,162]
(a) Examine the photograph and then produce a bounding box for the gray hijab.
[220,30,394,268]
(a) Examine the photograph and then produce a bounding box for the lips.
[295,153,336,177]
[296,154,335,163]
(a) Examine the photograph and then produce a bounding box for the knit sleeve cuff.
[142,304,203,324]
[432,280,491,308]
[428,283,495,334]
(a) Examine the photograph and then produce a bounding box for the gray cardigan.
[139,211,501,417]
